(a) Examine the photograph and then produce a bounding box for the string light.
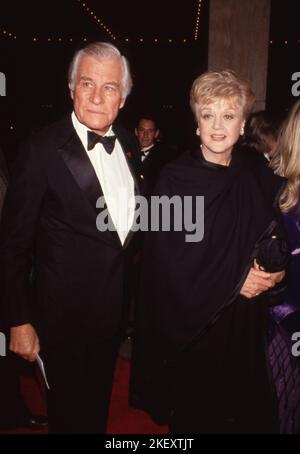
[30,36,91,44]
[0,2,299,48]
[268,39,300,45]
[0,27,17,40]
[194,0,202,41]
[3,30,298,47]
[120,37,200,45]
[77,0,116,41]
[122,37,193,44]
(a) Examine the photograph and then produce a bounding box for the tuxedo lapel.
[57,125,122,247]
[57,128,104,215]
[113,125,140,197]
[56,119,139,249]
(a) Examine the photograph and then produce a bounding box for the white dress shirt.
[141,144,154,162]
[72,112,135,245]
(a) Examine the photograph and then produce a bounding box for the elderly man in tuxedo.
[0,42,140,433]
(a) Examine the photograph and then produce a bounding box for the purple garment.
[268,318,300,434]
[268,203,300,434]
[281,206,300,315]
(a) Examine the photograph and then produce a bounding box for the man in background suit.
[135,116,169,196]
[0,42,139,433]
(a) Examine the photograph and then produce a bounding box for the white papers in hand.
[36,353,50,389]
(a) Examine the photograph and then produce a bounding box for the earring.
[240,126,245,136]
[196,128,200,136]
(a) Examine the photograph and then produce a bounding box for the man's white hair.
[68,42,132,100]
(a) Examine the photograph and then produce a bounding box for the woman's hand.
[240,260,286,299]
[253,259,285,284]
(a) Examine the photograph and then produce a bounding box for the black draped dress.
[131,145,286,433]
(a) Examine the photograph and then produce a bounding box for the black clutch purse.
[256,234,290,273]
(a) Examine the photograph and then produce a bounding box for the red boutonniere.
[126,151,133,158]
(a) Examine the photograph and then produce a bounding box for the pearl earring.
[240,126,245,136]
[196,128,200,136]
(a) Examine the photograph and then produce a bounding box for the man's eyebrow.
[79,76,93,81]
[104,81,120,86]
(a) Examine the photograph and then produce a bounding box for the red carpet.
[108,357,168,434]
[0,356,168,435]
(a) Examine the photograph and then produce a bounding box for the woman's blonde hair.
[271,100,300,213]
[190,69,255,119]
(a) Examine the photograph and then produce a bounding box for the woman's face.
[197,97,245,165]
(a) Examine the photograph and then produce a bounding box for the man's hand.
[240,260,286,299]
[10,323,40,362]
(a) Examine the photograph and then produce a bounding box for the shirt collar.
[141,144,155,153]
[71,111,114,150]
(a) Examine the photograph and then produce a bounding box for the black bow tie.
[87,131,117,154]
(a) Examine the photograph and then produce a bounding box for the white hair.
[68,42,132,100]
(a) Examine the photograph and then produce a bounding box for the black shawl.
[138,145,286,359]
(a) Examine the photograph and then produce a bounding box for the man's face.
[135,119,159,148]
[71,55,124,135]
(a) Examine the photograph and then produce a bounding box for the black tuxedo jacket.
[0,116,140,347]
[140,143,169,196]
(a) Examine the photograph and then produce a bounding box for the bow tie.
[87,131,117,154]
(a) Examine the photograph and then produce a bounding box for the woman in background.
[270,99,300,434]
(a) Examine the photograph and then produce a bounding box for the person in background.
[133,70,287,433]
[242,110,281,161]
[0,42,139,434]
[0,146,47,430]
[135,116,170,196]
[269,99,300,434]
